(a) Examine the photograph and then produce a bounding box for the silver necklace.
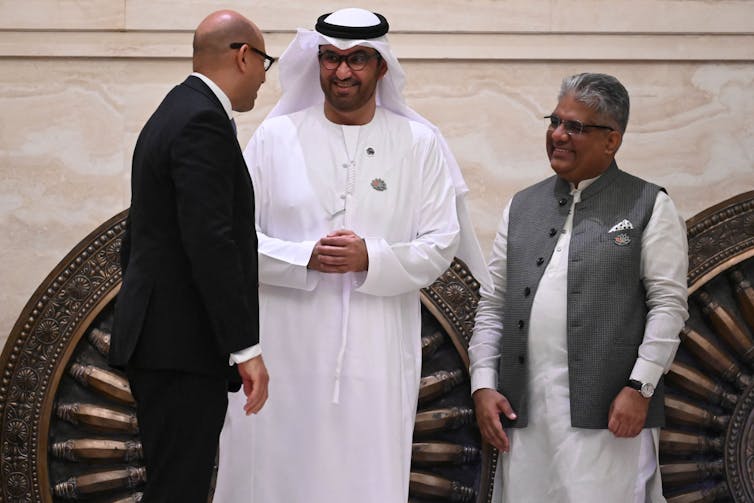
[341,125,361,169]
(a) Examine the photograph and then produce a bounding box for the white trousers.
[493,424,663,503]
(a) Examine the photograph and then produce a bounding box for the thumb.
[497,397,517,420]
[327,229,356,238]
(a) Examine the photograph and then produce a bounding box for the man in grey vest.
[469,73,688,502]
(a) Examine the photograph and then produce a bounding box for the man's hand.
[608,386,650,437]
[308,229,368,273]
[237,355,269,416]
[472,388,517,452]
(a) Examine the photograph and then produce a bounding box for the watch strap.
[627,379,643,391]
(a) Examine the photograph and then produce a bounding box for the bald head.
[193,10,262,72]
[191,10,269,113]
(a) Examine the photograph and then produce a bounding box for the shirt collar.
[570,175,599,194]
[190,72,233,120]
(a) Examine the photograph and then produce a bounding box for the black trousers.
[127,368,228,502]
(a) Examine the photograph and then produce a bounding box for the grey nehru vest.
[499,162,665,429]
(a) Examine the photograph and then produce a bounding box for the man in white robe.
[214,8,489,503]
[469,73,689,502]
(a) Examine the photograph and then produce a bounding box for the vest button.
[558,198,568,206]
[524,287,531,297]
[549,228,557,237]
[518,355,525,364]
[517,320,525,329]
[536,257,544,266]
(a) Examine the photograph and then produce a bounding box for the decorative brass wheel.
[661,191,754,503]
[0,211,141,503]
[412,260,492,503]
[0,210,491,502]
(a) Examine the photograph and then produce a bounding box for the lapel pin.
[371,178,387,191]
[614,233,631,246]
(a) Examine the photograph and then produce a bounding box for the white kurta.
[214,105,460,503]
[469,178,689,503]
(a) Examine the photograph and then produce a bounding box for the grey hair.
[558,73,630,133]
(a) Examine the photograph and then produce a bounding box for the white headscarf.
[261,8,491,289]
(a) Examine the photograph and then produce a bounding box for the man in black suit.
[110,10,273,501]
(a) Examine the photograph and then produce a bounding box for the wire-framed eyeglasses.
[229,42,276,71]
[545,114,614,136]
[317,50,381,71]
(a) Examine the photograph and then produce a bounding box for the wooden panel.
[0,0,124,30]
[4,1,754,33]
[122,0,754,33]
[1,31,753,61]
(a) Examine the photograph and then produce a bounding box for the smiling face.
[318,44,387,125]
[546,93,622,185]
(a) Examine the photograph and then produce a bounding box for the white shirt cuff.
[630,357,665,387]
[470,367,499,395]
[229,343,261,365]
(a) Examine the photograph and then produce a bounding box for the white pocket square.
[609,219,634,233]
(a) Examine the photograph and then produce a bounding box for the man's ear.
[605,130,623,156]
[377,59,388,79]
[234,44,248,72]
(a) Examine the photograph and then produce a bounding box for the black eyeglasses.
[317,50,381,71]
[544,114,614,136]
[230,42,276,71]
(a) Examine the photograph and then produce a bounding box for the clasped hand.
[308,229,369,273]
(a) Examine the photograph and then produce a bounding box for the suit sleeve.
[119,213,132,274]
[170,110,258,354]
[468,201,511,394]
[630,191,688,385]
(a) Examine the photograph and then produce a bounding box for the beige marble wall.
[2,1,754,350]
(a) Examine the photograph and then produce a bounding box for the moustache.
[330,77,359,86]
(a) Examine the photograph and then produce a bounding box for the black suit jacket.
[110,76,259,384]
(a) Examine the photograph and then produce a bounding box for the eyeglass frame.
[229,42,276,71]
[544,114,614,136]
[317,49,382,71]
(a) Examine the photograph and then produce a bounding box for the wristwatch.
[628,379,655,398]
